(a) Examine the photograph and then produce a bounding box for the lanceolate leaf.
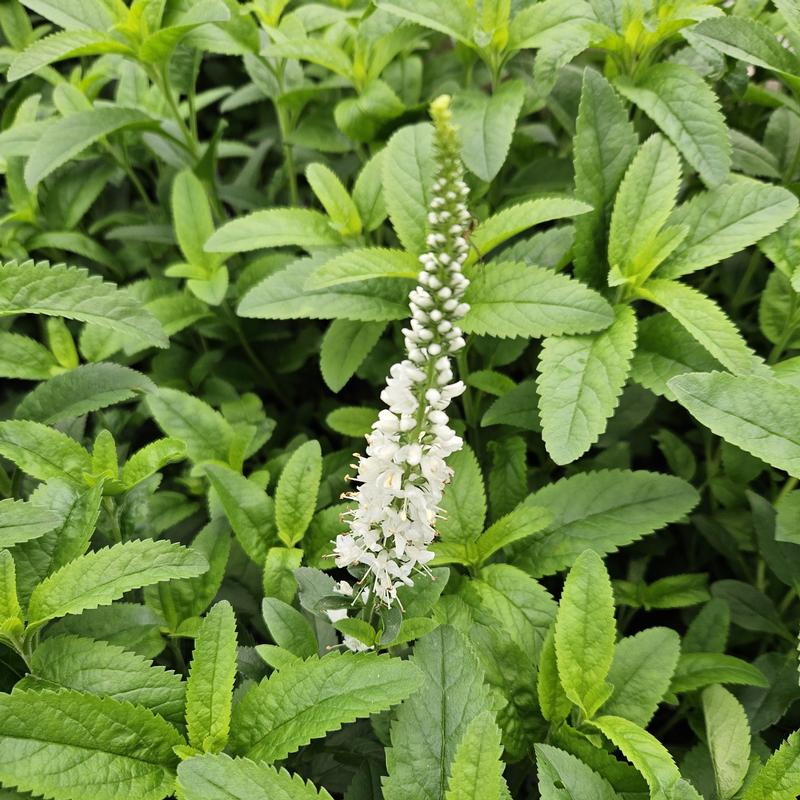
[275,440,322,546]
[537,304,637,465]
[742,730,800,800]
[0,497,60,549]
[205,209,341,252]
[27,538,208,627]
[230,651,422,763]
[703,684,751,800]
[669,372,800,478]
[0,689,183,800]
[320,319,386,393]
[444,711,506,800]
[535,744,619,800]
[305,248,418,290]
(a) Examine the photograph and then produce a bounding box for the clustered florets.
[331,96,472,613]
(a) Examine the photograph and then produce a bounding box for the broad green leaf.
[305,248,418,290]
[0,420,90,485]
[514,470,699,577]
[269,39,352,78]
[375,0,476,45]
[703,684,751,800]
[238,257,409,322]
[0,689,182,800]
[120,438,187,490]
[7,29,132,81]
[383,122,435,255]
[326,406,378,437]
[537,304,637,465]
[487,435,527,520]
[603,628,681,727]
[657,178,799,279]
[15,363,155,424]
[0,497,60,549]
[461,262,614,339]
[262,597,317,659]
[19,0,119,31]
[591,715,687,799]
[178,754,333,800]
[475,505,552,565]
[742,730,800,800]
[535,743,619,800]
[0,332,61,380]
[320,319,386,393]
[452,80,525,182]
[669,372,800,478]
[507,0,593,49]
[172,169,218,270]
[205,209,340,253]
[353,150,387,231]
[262,546,303,605]
[467,198,592,264]
[275,440,322,546]
[671,653,769,693]
[481,380,541,431]
[555,550,616,718]
[444,711,505,800]
[26,634,185,725]
[616,63,731,187]
[437,444,486,544]
[383,626,493,800]
[689,16,798,78]
[573,68,638,287]
[0,261,166,349]
[27,538,208,627]
[608,135,682,283]
[630,312,722,400]
[25,107,156,188]
[230,651,421,762]
[0,549,21,623]
[147,387,235,465]
[205,464,275,563]
[187,601,238,753]
[306,163,361,237]
[640,279,762,375]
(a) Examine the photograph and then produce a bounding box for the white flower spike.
[332,95,472,615]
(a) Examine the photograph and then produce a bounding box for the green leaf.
[120,438,187,490]
[15,363,155,424]
[742,730,800,800]
[326,406,378,437]
[262,597,317,659]
[26,634,185,725]
[306,248,418,290]
[147,387,234,465]
[616,63,731,188]
[353,150,387,232]
[590,715,686,799]
[671,653,769,693]
[7,29,132,81]
[608,135,682,283]
[481,380,541,431]
[640,279,762,376]
[383,626,493,800]
[703,684,751,800]
[262,546,303,605]
[669,372,800,478]
[178,754,333,800]
[25,107,156,188]
[657,178,799,279]
[27,538,208,627]
[375,0,476,45]
[603,628,681,727]
[320,319,386,393]
[0,260,166,349]
[238,257,409,322]
[19,0,120,31]
[507,0,592,49]
[641,574,710,609]
[535,743,619,800]
[573,68,638,287]
[269,39,352,78]
[461,262,614,339]
[475,505,552,565]
[306,163,361,237]
[205,464,275,563]
[514,470,699,577]
[205,209,341,253]
[0,420,90,485]
[452,81,525,182]
[0,497,60,549]
[0,332,60,380]
[537,626,571,725]
[537,304,637,465]
[0,550,21,623]
[187,601,238,753]
[487,435,527,520]
[172,169,218,270]
[383,122,435,255]
[0,689,182,800]
[230,651,421,762]
[467,198,592,264]
[438,445,486,544]
[444,711,505,800]
[275,440,322,546]
[555,550,616,718]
